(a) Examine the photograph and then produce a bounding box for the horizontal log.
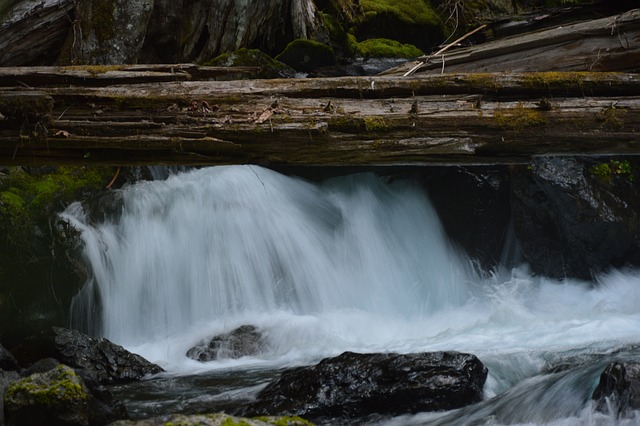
[0,65,261,87]
[0,72,639,166]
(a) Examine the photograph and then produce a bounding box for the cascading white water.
[62,165,640,425]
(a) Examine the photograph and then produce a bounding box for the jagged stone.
[186,325,264,362]
[511,157,640,279]
[593,362,640,416]
[246,351,487,422]
[11,327,163,385]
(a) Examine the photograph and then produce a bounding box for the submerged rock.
[186,325,264,362]
[593,362,640,416]
[246,351,487,421]
[11,327,163,385]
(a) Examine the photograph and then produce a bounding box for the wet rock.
[593,361,640,416]
[186,325,264,362]
[109,413,313,426]
[4,364,91,426]
[425,166,513,272]
[0,369,21,426]
[246,351,487,422]
[275,39,336,73]
[11,327,163,385]
[0,344,19,372]
[510,157,640,279]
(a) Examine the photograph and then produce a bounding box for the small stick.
[404,24,487,77]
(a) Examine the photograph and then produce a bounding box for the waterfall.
[63,166,475,365]
[62,165,640,424]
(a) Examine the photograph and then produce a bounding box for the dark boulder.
[593,361,640,416]
[510,157,640,280]
[11,327,163,385]
[186,325,264,362]
[425,166,513,272]
[0,344,19,372]
[0,369,21,426]
[246,351,487,421]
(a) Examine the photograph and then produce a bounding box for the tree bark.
[0,69,639,166]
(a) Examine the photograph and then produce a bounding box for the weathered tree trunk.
[0,69,639,166]
[0,0,327,66]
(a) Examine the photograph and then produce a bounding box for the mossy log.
[0,70,639,166]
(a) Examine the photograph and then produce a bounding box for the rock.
[109,413,313,426]
[510,157,640,279]
[186,325,264,362]
[4,364,91,426]
[20,357,60,377]
[593,362,640,416]
[425,166,513,272]
[275,39,336,73]
[11,327,163,385]
[353,1,444,52]
[205,48,296,79]
[0,344,19,371]
[246,351,487,421]
[0,369,21,426]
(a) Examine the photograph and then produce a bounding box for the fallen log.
[383,8,640,76]
[0,70,639,166]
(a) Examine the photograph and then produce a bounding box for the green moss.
[354,0,444,51]
[276,39,336,73]
[494,103,545,130]
[356,38,423,58]
[359,0,441,28]
[5,365,87,407]
[597,104,626,131]
[0,166,114,254]
[590,160,634,183]
[221,417,252,426]
[364,116,390,131]
[252,416,315,426]
[322,13,358,58]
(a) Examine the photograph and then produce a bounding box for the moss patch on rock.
[355,0,444,51]
[275,39,336,73]
[356,38,423,58]
[5,364,88,407]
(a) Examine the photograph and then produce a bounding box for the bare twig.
[404,24,487,77]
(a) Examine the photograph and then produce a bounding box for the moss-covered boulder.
[110,413,314,426]
[4,364,90,426]
[354,0,444,52]
[205,48,296,79]
[356,38,423,58]
[275,39,336,73]
[0,166,116,345]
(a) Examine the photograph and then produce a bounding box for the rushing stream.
[61,165,640,425]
